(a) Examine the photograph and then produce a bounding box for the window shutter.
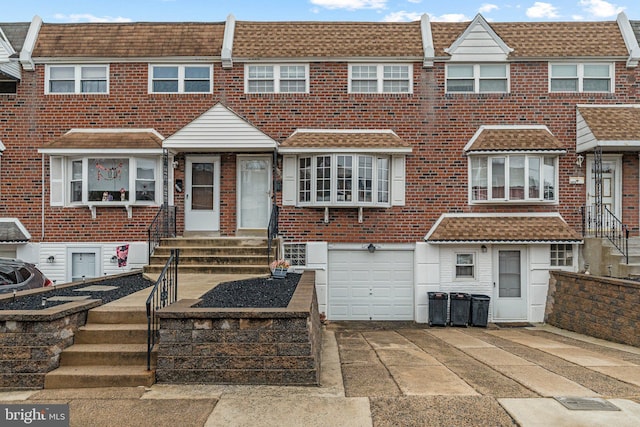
[282,155,297,206]
[50,156,64,206]
[391,155,406,206]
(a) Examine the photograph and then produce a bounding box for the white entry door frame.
[237,155,272,231]
[586,154,622,219]
[492,246,528,322]
[184,156,220,232]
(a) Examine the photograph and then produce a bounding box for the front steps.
[144,237,274,275]
[44,308,155,389]
[584,236,640,278]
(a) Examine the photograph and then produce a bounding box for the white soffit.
[445,14,513,62]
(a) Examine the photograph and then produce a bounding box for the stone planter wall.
[0,300,101,389]
[155,271,322,385]
[546,271,640,347]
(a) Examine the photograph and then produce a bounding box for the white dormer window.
[446,64,509,93]
[245,64,308,93]
[549,63,613,93]
[349,64,412,94]
[46,65,109,94]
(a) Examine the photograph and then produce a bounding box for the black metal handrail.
[267,204,279,264]
[145,249,179,370]
[147,205,177,260]
[582,205,629,263]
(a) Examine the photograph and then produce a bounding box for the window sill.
[469,200,558,205]
[83,202,158,219]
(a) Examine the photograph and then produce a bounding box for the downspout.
[41,153,45,240]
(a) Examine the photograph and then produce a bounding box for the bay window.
[470,154,557,202]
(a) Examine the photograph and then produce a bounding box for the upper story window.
[149,65,212,93]
[46,65,108,94]
[245,64,308,93]
[446,64,509,93]
[0,80,17,94]
[349,64,412,94]
[549,63,613,93]
[469,154,557,203]
[297,153,390,206]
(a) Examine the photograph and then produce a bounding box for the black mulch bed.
[0,273,155,311]
[195,273,301,308]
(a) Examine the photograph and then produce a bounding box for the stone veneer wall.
[155,271,322,385]
[0,301,100,389]
[546,271,640,347]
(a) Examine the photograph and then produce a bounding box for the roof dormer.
[445,14,513,62]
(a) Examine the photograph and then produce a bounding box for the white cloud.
[407,0,422,3]
[384,11,422,22]
[526,2,559,19]
[572,14,585,20]
[430,13,470,22]
[478,4,499,14]
[579,0,625,18]
[53,13,132,23]
[309,0,387,10]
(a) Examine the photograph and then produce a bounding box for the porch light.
[481,245,487,253]
[576,155,584,168]
[47,255,55,263]
[111,255,118,264]
[367,243,376,253]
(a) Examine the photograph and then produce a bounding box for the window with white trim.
[149,65,212,93]
[297,154,391,206]
[446,64,509,93]
[46,65,108,94]
[550,244,573,266]
[245,64,308,93]
[455,253,475,279]
[349,64,412,94]
[470,154,557,202]
[51,156,160,206]
[284,243,307,267]
[549,63,613,93]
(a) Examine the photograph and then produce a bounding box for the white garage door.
[328,250,414,320]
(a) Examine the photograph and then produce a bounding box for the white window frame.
[445,63,510,94]
[45,64,109,94]
[348,64,413,94]
[549,63,614,93]
[296,153,392,207]
[454,252,476,280]
[148,64,213,94]
[550,244,574,267]
[468,154,558,204]
[284,243,307,267]
[244,64,309,94]
[62,156,161,206]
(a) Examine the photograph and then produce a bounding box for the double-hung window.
[245,64,308,93]
[46,65,108,94]
[349,64,412,94]
[455,253,475,279]
[549,63,613,93]
[150,65,212,93]
[297,154,391,206]
[470,155,557,202]
[446,64,509,93]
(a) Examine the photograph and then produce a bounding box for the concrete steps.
[44,366,155,389]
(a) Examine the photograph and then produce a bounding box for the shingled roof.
[0,23,30,53]
[577,106,640,141]
[426,214,581,243]
[33,22,225,58]
[465,126,565,152]
[41,129,163,150]
[280,130,411,152]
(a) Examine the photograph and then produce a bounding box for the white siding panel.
[576,110,598,153]
[282,155,297,206]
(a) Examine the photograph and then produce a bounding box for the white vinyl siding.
[549,63,613,93]
[349,64,412,94]
[46,65,108,94]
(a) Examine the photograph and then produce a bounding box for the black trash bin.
[449,292,471,326]
[427,292,448,326]
[470,294,491,327]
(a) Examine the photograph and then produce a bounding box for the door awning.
[425,213,582,243]
[577,105,640,153]
[0,218,30,243]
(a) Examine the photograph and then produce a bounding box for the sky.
[1,0,638,23]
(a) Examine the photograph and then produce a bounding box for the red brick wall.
[1,59,639,243]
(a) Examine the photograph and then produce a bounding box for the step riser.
[160,238,269,248]
[74,329,148,345]
[44,372,155,389]
[60,351,153,366]
[143,266,270,275]
[153,247,273,256]
[149,256,270,266]
[87,310,148,324]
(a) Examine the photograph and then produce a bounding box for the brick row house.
[1,13,640,323]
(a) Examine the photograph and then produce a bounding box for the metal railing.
[582,205,629,263]
[267,204,279,264]
[148,205,177,260]
[145,249,179,371]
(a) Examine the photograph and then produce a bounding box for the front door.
[493,247,528,321]
[185,156,220,232]
[587,155,621,218]
[237,156,271,231]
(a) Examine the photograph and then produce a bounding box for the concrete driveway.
[1,323,640,426]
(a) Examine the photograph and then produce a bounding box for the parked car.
[0,258,53,293]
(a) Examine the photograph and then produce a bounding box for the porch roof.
[425,213,582,243]
[279,129,412,153]
[39,129,164,154]
[576,105,640,153]
[464,125,565,153]
[0,218,30,243]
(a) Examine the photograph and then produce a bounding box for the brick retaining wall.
[155,271,322,385]
[546,271,640,347]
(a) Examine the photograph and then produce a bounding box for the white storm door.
[71,252,97,282]
[237,156,271,230]
[587,156,621,218]
[185,156,220,232]
[493,247,528,321]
